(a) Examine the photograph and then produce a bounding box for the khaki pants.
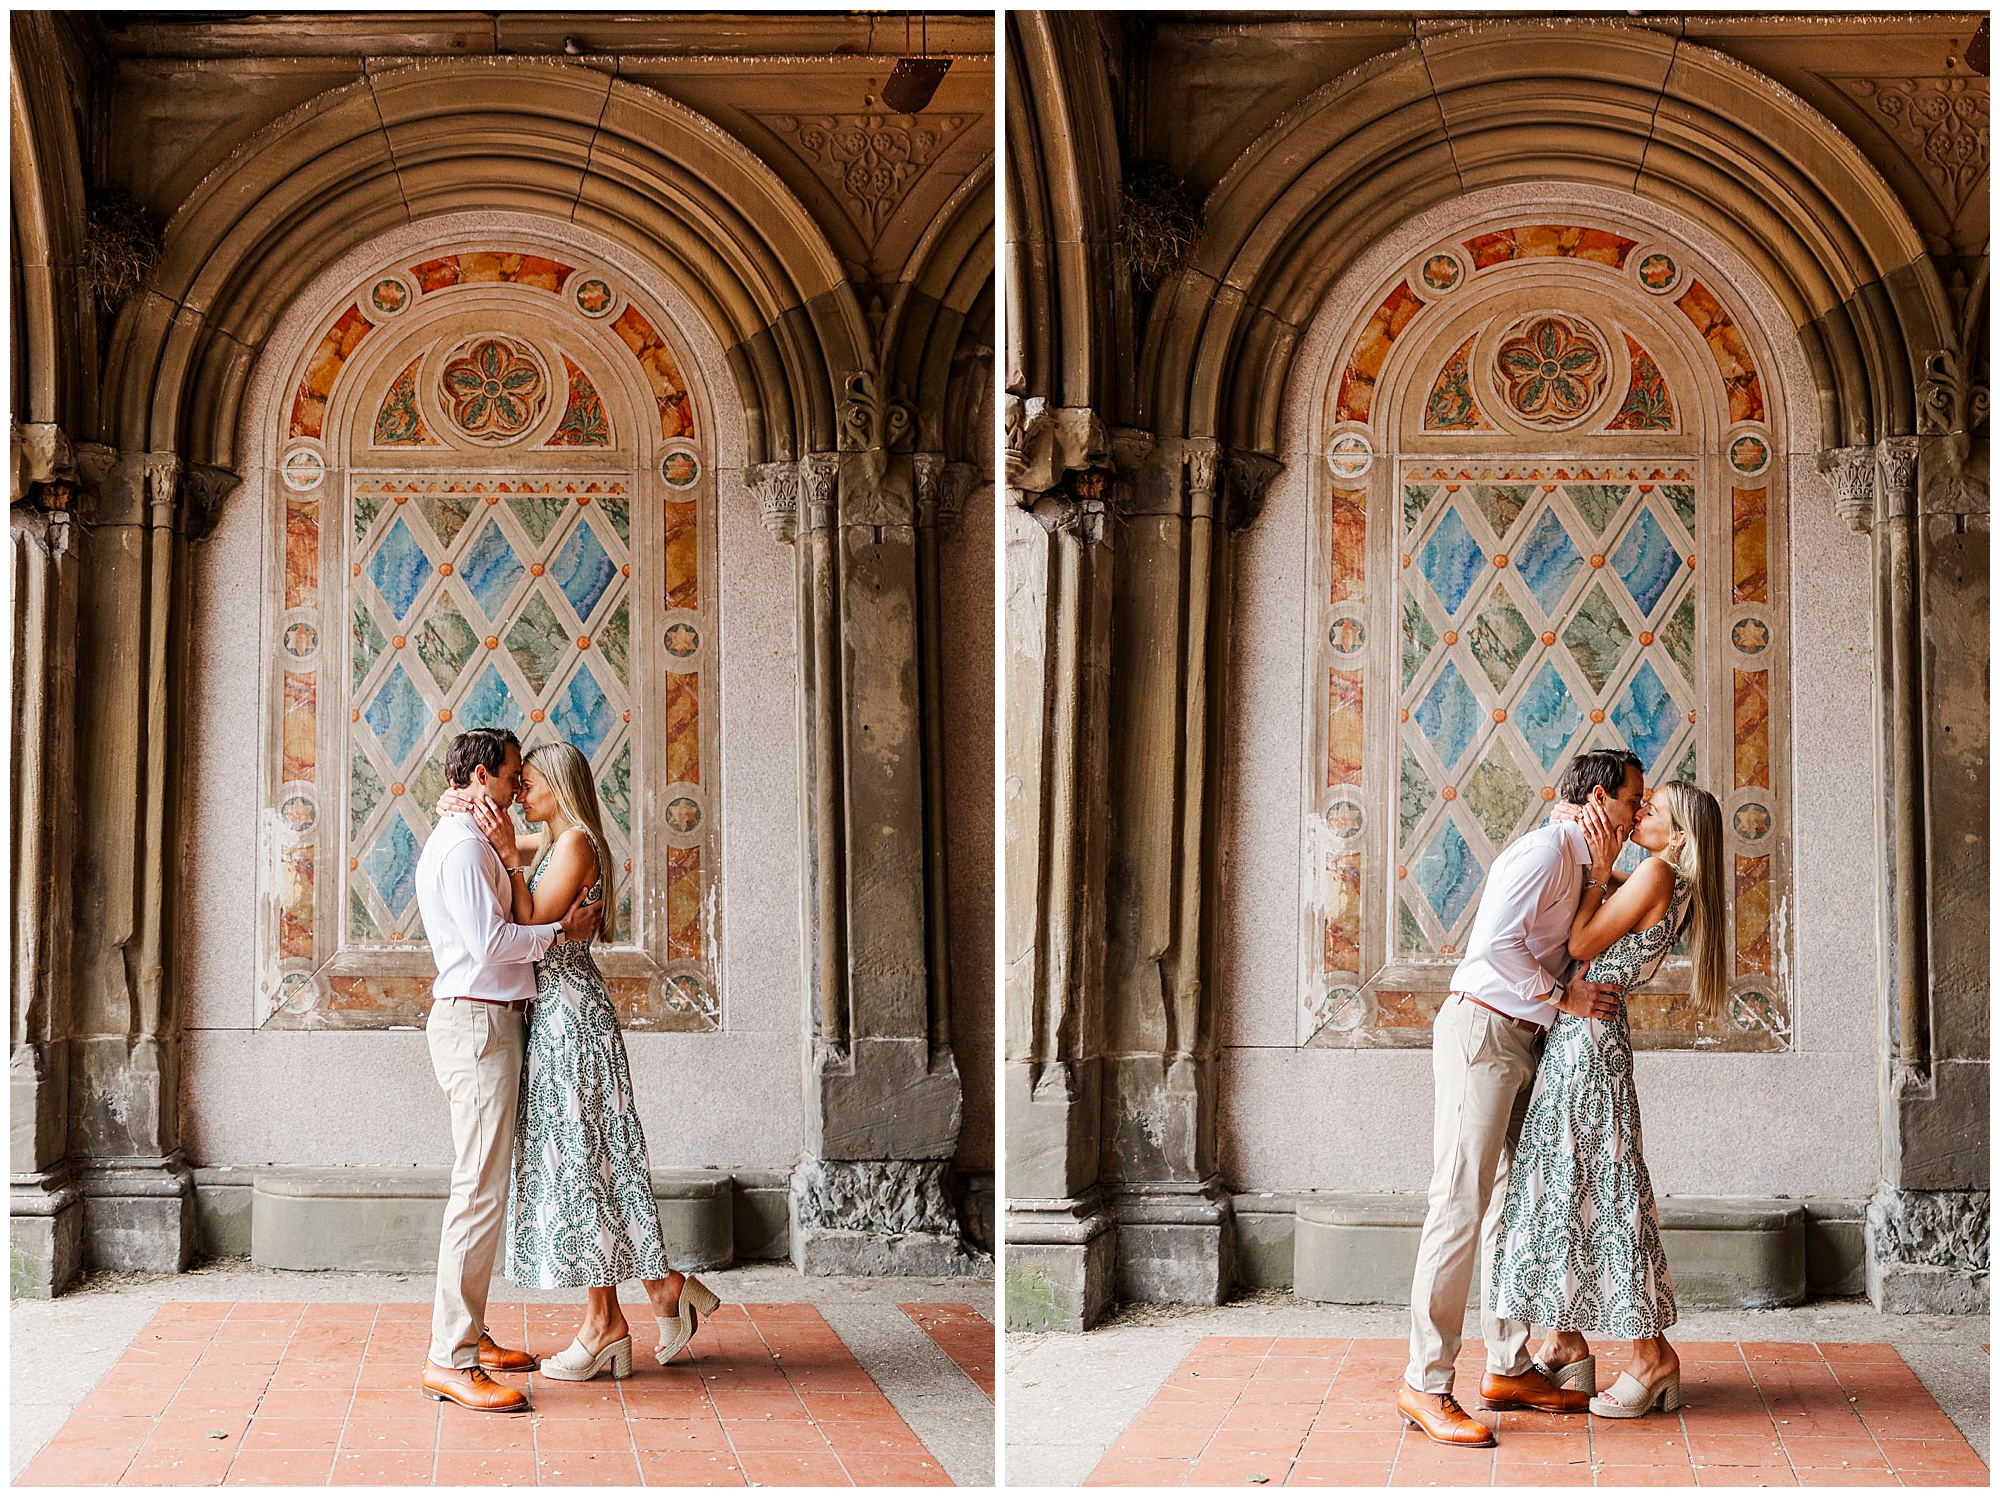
[426,998,525,1370]
[1404,995,1543,1394]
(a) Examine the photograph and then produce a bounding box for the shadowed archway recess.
[1002,13,1985,1331]
[12,33,996,1292]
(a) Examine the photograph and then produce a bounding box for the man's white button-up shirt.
[415,811,561,1005]
[1446,818,1591,1031]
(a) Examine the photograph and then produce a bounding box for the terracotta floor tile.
[240,1415,346,1451]
[1219,1403,1318,1434]
[435,1410,536,1451]
[74,1387,178,1420]
[17,1447,140,1486]
[42,1416,157,1458]
[1873,1438,1990,1473]
[329,1447,438,1484]
[733,1448,851,1486]
[1858,1405,1973,1440]
[1201,1428,1307,1459]
[1683,1432,1791,1467]
[1189,1452,1297,1485]
[119,1448,237,1485]
[533,1415,635,1452]
[1287,1459,1393,1486]
[627,1417,731,1453]
[433,1450,540,1485]
[253,1387,355,1417]
[137,1417,249,1452]
[1298,1429,1402,1463]
[837,1451,954,1486]
[1592,1463,1701,1486]
[1106,1426,1213,1460]
[1492,1431,1589,1466]
[1792,1471,1899,1487]
[1775,1433,1892,1470]
[634,1449,748,1486]
[1895,1473,1995,1488]
[1134,1402,1231,1434]
[1587,1424,1690,1461]
[532,1450,643,1485]
[340,1414,441,1452]
[1691,1465,1798,1486]
[221,1448,336,1485]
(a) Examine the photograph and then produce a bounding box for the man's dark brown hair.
[443,727,521,788]
[1557,747,1643,806]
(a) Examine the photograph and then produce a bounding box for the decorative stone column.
[1095,435,1282,1307]
[1849,346,1990,1313]
[11,422,83,1296]
[775,373,978,1276]
[1001,396,1126,1329]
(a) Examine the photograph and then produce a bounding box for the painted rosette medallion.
[1492,312,1611,427]
[439,335,550,442]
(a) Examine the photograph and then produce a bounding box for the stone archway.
[13,43,993,1289]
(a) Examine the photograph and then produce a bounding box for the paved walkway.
[12,1261,993,1487]
[1007,1296,1988,1488]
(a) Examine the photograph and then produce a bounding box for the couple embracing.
[1397,747,1727,1446]
[413,727,721,1413]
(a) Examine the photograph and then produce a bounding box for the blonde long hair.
[524,741,616,943]
[1658,780,1726,1023]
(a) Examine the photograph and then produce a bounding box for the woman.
[1488,780,1726,1419]
[442,742,718,1381]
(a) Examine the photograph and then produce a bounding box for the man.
[1395,748,1644,1447]
[415,727,601,1413]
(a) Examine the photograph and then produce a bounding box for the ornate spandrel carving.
[1818,444,1878,533]
[1918,348,1990,513]
[790,1157,958,1237]
[748,460,798,543]
[837,371,916,454]
[1838,76,1990,219]
[756,113,981,245]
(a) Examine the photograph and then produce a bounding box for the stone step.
[1265,1192,1841,1309]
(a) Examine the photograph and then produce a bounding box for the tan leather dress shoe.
[477,1331,536,1372]
[1481,1366,1591,1413]
[422,1363,529,1412]
[1397,1384,1495,1447]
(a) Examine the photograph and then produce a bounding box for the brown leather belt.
[1452,991,1543,1033]
[440,996,530,1012]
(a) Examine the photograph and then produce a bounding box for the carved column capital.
[11,421,76,507]
[1817,444,1877,534]
[912,451,945,528]
[797,452,840,535]
[1184,438,1222,522]
[748,460,798,543]
[1004,394,1109,496]
[1877,435,1920,522]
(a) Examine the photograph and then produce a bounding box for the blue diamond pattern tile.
[366,517,433,622]
[460,665,525,735]
[1611,659,1680,771]
[1513,506,1585,618]
[362,664,430,769]
[1417,506,1487,618]
[1412,660,1483,771]
[361,810,421,920]
[550,519,619,624]
[1611,506,1683,618]
[1514,662,1585,772]
[1411,814,1484,930]
[461,520,526,621]
[551,662,617,760]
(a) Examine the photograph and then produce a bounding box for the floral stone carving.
[439,335,549,443]
[1493,313,1610,427]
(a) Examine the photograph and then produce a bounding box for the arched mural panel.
[260,238,720,1032]
[1304,214,1790,1054]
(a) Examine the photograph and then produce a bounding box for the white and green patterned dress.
[506,834,670,1289]
[1489,867,1689,1338]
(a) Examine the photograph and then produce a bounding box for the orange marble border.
[1334,281,1424,424]
[288,304,373,440]
[1676,279,1766,423]
[1464,224,1637,270]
